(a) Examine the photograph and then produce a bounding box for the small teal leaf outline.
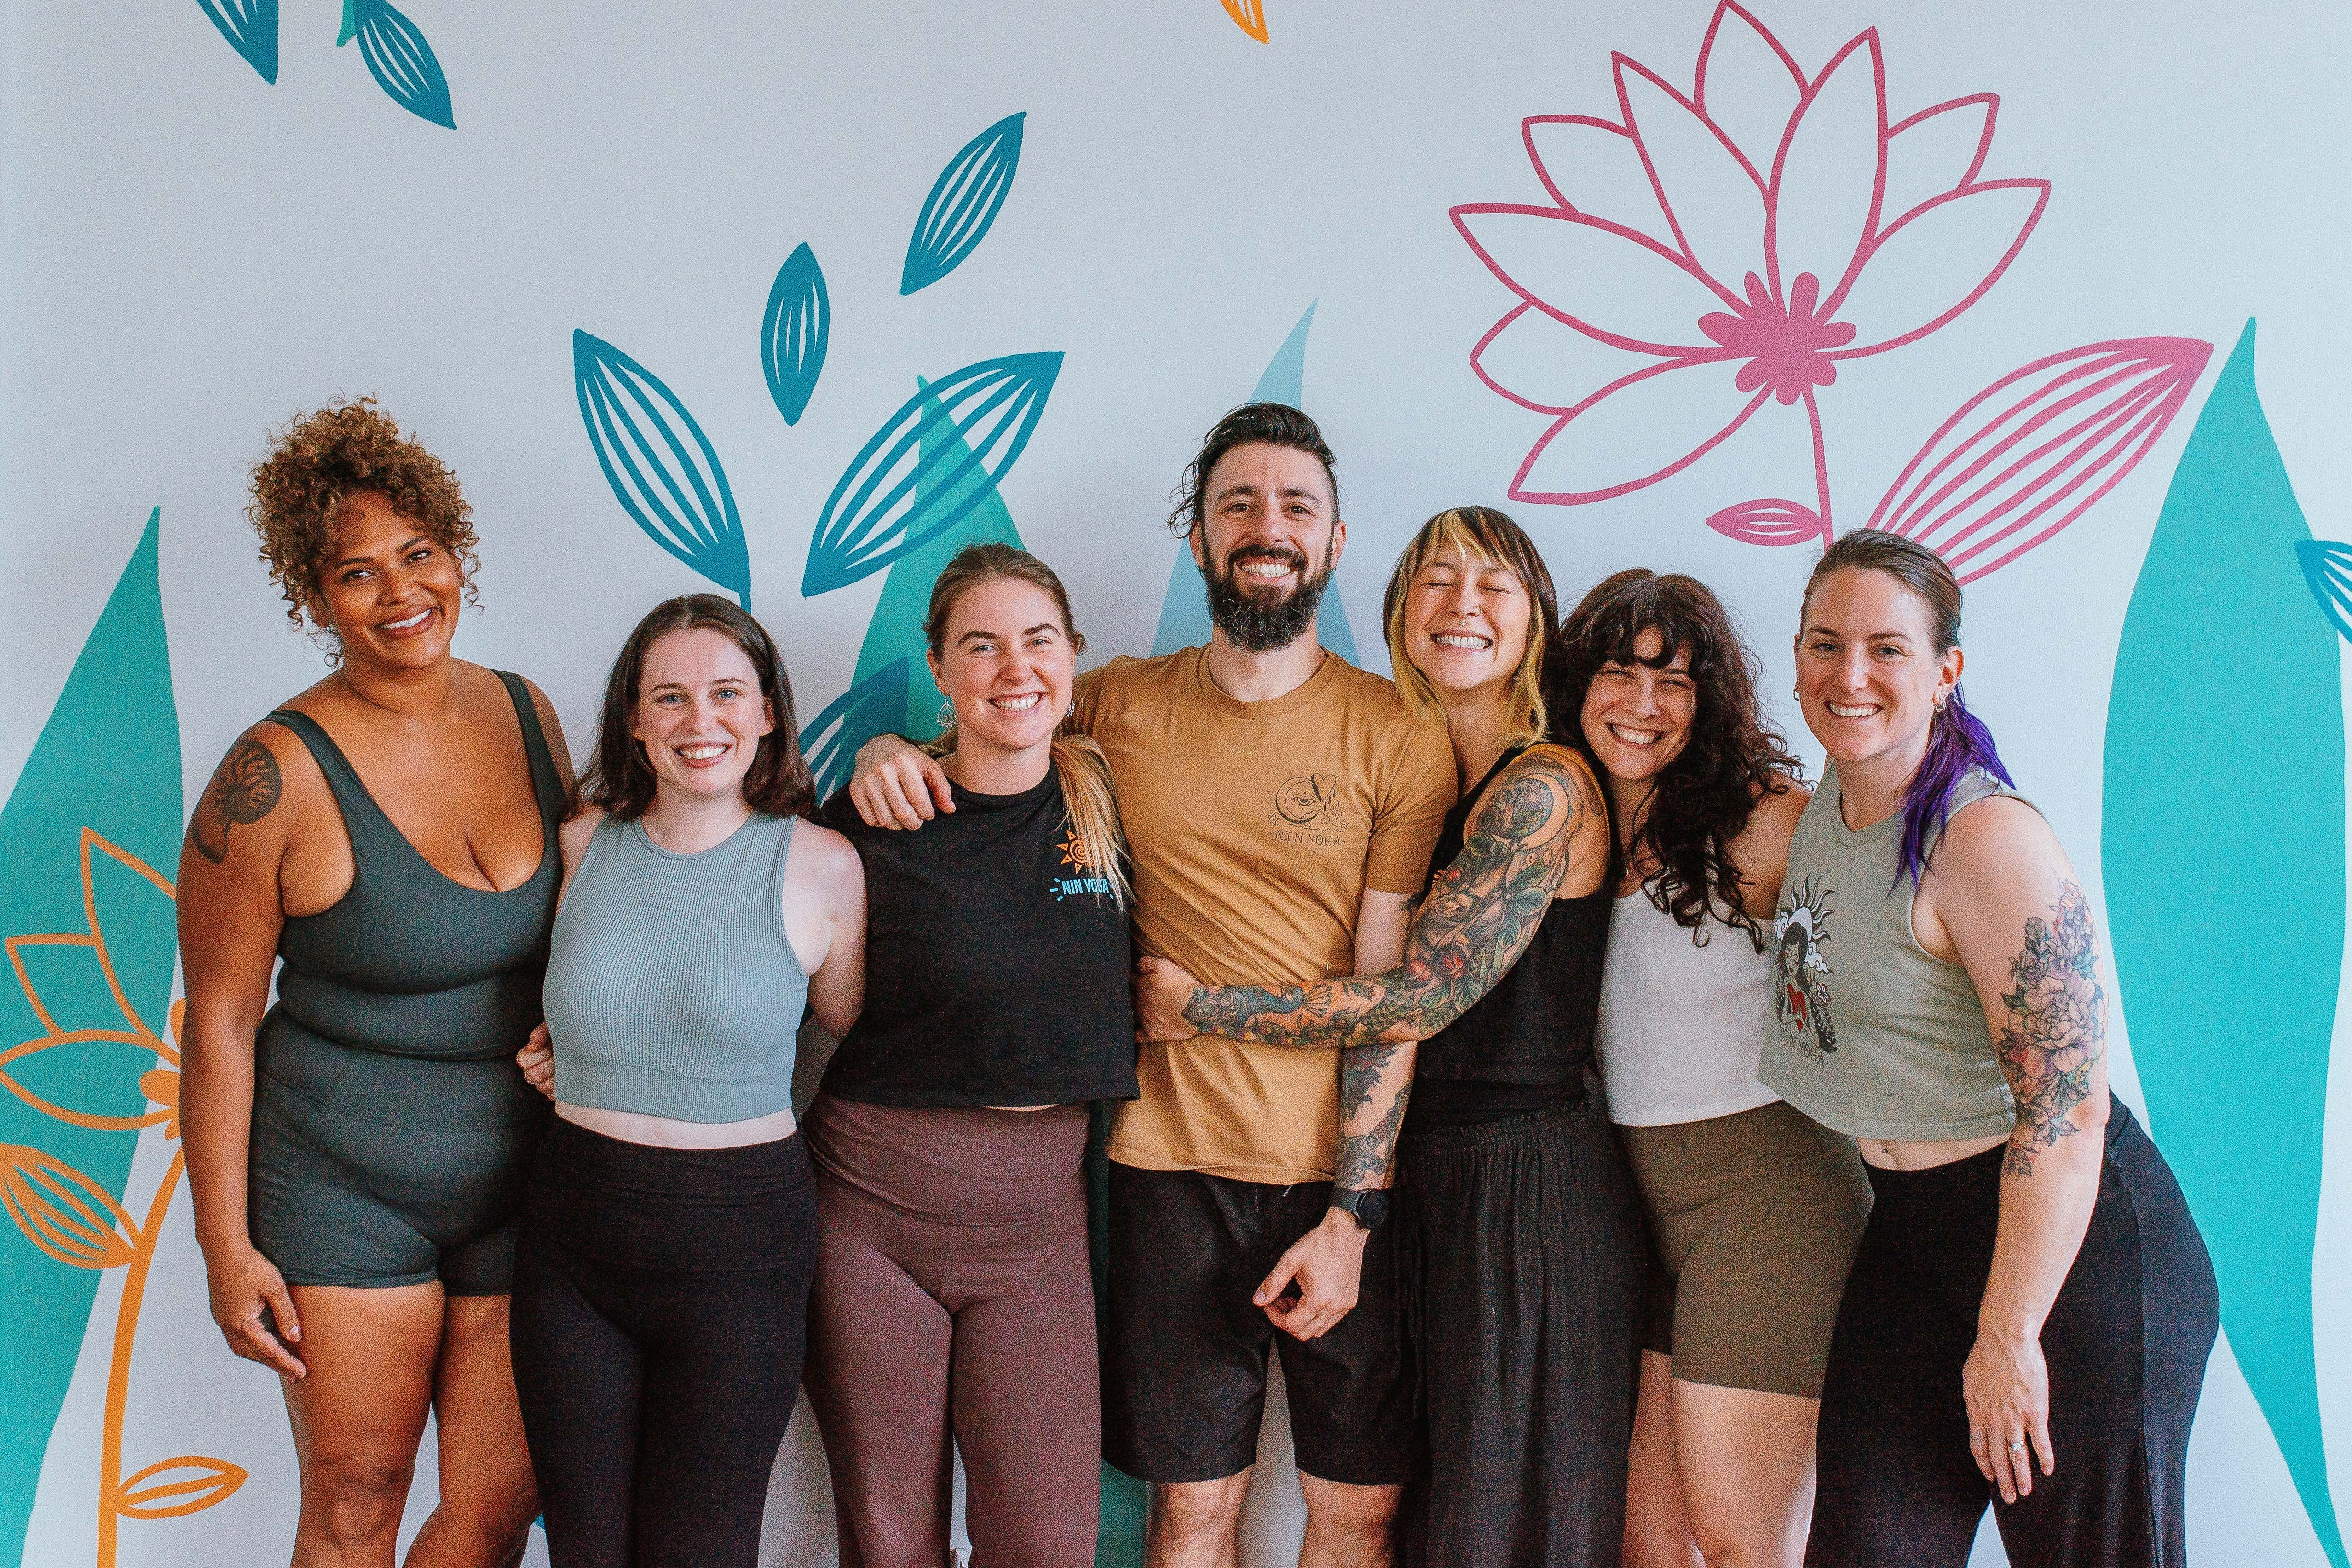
[799,659,911,803]
[900,113,1025,296]
[572,329,752,607]
[342,0,454,129]
[197,0,279,83]
[762,243,830,427]
[2297,541,2352,644]
[803,352,1062,596]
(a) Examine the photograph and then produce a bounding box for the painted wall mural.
[7,2,2350,1565]
[0,514,232,1568]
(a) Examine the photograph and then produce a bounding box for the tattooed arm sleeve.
[1990,883,2108,1179]
[1182,750,1591,1052]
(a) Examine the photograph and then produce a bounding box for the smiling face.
[929,575,1076,763]
[1794,565,1960,768]
[1193,442,1345,652]
[632,627,776,805]
[310,490,467,671]
[1402,543,1530,702]
[1581,626,1697,785]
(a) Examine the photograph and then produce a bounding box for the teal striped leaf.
[762,243,830,427]
[573,329,752,606]
[901,113,1025,295]
[197,0,277,83]
[344,0,453,129]
[800,659,911,803]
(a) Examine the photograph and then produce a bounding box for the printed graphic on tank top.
[1773,874,1839,1062]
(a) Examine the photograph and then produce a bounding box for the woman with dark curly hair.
[1135,506,1642,1568]
[178,398,568,1566]
[1553,571,1870,1568]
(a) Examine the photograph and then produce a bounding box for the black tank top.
[261,671,566,1063]
[1407,744,1612,1129]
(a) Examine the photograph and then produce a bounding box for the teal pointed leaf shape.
[2104,319,2347,1568]
[799,659,911,804]
[1153,303,1357,663]
[849,379,1029,744]
[574,329,752,607]
[2296,540,2352,644]
[901,113,1025,295]
[197,0,278,82]
[762,243,830,427]
[0,511,182,1565]
[344,0,453,129]
[803,352,1061,596]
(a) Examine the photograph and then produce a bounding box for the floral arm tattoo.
[190,738,283,865]
[1182,753,1591,1189]
[1993,882,2106,1180]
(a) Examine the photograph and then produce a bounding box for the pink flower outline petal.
[1521,115,1673,245]
[1766,28,1889,313]
[1510,357,1771,505]
[1825,177,2051,357]
[1883,94,1998,220]
[1692,1,1806,181]
[1469,301,1669,416]
[1451,201,1735,357]
[1613,52,1765,307]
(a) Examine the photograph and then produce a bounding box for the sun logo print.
[1049,823,1113,903]
[1056,825,1093,871]
[1773,875,1838,1060]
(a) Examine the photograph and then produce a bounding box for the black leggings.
[510,1118,819,1568]
[1808,1100,2218,1568]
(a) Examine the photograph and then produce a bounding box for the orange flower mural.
[2,829,244,1566]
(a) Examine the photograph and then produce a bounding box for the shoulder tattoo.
[190,737,283,865]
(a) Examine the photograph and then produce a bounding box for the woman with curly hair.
[178,398,567,1566]
[1767,532,2214,1568]
[1135,507,1642,1568]
[1553,571,1870,1568]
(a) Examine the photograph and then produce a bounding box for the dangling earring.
[937,698,956,731]
[1933,690,1950,713]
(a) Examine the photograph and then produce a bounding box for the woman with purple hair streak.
[1762,530,2216,1567]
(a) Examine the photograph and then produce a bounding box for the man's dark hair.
[1165,402,1339,538]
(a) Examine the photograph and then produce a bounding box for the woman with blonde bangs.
[803,544,1139,1568]
[1136,507,1643,1568]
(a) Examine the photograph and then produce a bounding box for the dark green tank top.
[261,671,566,1063]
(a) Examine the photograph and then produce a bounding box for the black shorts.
[1101,1162,1411,1487]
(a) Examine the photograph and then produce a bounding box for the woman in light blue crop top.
[1770,532,2214,1568]
[507,595,864,1568]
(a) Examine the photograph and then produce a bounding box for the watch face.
[1352,1188,1389,1230]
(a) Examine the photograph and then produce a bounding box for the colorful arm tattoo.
[1993,882,2107,1179]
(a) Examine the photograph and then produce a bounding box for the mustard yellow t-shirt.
[1075,647,1457,1183]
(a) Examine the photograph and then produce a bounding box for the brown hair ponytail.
[923,543,1130,908]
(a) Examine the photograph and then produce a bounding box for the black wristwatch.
[1331,1187,1389,1234]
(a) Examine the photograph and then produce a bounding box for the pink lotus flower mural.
[1450,2,2210,578]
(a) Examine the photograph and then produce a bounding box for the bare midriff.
[556,1102,798,1149]
[1856,1130,2009,1171]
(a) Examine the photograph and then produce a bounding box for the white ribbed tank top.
[1593,886,1781,1127]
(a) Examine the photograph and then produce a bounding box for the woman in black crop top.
[179,404,565,1567]
[1136,507,1643,1568]
[801,545,1137,1568]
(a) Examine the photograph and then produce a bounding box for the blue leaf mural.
[574,329,753,607]
[803,352,1061,596]
[2296,540,2352,644]
[0,513,180,1565]
[197,0,278,83]
[762,243,830,427]
[1152,303,1359,663]
[342,0,454,129]
[2104,320,2347,1568]
[799,658,912,804]
[900,113,1026,296]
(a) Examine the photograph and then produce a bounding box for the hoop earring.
[1792,685,1801,702]
[1933,690,1950,713]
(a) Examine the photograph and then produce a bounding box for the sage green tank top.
[542,811,808,1123]
[1756,763,2026,1141]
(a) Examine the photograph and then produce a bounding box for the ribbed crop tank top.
[542,811,809,1123]
[1593,888,1781,1127]
[261,671,565,1063]
[1757,763,2029,1141]
[1412,745,1613,1091]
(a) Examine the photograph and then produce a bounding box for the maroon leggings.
[803,1095,1100,1568]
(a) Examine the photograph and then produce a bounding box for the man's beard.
[1203,540,1336,654]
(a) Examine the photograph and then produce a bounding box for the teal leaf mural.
[197,0,278,83]
[799,659,911,804]
[901,113,1026,296]
[341,0,454,129]
[574,329,753,607]
[1153,303,1359,663]
[849,379,1029,745]
[803,352,1061,596]
[762,242,830,427]
[0,512,181,1565]
[2104,320,2347,1568]
[2297,541,2352,644]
